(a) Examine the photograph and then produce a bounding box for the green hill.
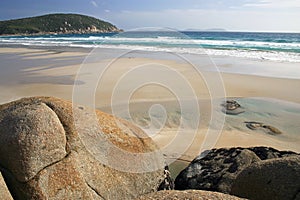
[0,13,121,35]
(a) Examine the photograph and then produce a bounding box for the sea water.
[1,31,300,63]
[1,31,300,153]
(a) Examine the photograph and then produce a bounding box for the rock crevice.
[85,181,106,200]
[0,96,165,199]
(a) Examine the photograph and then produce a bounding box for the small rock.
[262,125,282,135]
[221,100,245,115]
[244,121,282,135]
[244,121,263,130]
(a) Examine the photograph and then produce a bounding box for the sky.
[1,0,300,32]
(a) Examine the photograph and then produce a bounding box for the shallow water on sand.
[101,97,300,145]
[224,97,300,142]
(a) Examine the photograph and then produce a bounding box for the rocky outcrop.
[0,172,13,200]
[175,147,298,193]
[0,97,165,199]
[136,190,246,200]
[0,14,122,35]
[231,156,300,200]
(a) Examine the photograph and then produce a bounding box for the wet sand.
[1,46,300,162]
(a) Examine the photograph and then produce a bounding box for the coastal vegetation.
[0,13,121,35]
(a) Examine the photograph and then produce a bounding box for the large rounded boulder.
[231,156,300,200]
[175,147,298,193]
[0,96,165,200]
[136,190,246,200]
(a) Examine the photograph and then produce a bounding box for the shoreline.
[1,46,300,104]
[1,46,299,104]
[0,45,299,161]
[0,44,94,53]
[1,45,300,79]
[0,30,122,37]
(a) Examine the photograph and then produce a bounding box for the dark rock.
[158,166,175,191]
[231,156,300,200]
[0,97,165,200]
[136,190,246,200]
[221,100,245,115]
[175,147,298,194]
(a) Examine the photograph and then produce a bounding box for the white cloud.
[243,0,300,8]
[121,10,132,14]
[105,9,110,13]
[91,1,98,8]
[106,8,300,32]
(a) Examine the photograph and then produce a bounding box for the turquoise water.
[224,97,300,142]
[1,31,300,62]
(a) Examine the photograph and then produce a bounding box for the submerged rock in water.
[244,121,282,135]
[262,124,282,134]
[231,156,300,200]
[244,121,263,130]
[221,100,245,115]
[174,147,298,194]
[0,96,165,200]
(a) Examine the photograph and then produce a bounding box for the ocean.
[0,31,300,63]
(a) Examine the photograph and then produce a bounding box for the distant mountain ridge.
[184,28,227,32]
[0,13,122,35]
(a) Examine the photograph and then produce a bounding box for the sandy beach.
[1,1,300,198]
[1,46,300,165]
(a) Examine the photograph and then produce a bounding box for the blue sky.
[1,0,300,32]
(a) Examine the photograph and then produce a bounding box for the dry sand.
[1,47,300,104]
[1,47,300,163]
